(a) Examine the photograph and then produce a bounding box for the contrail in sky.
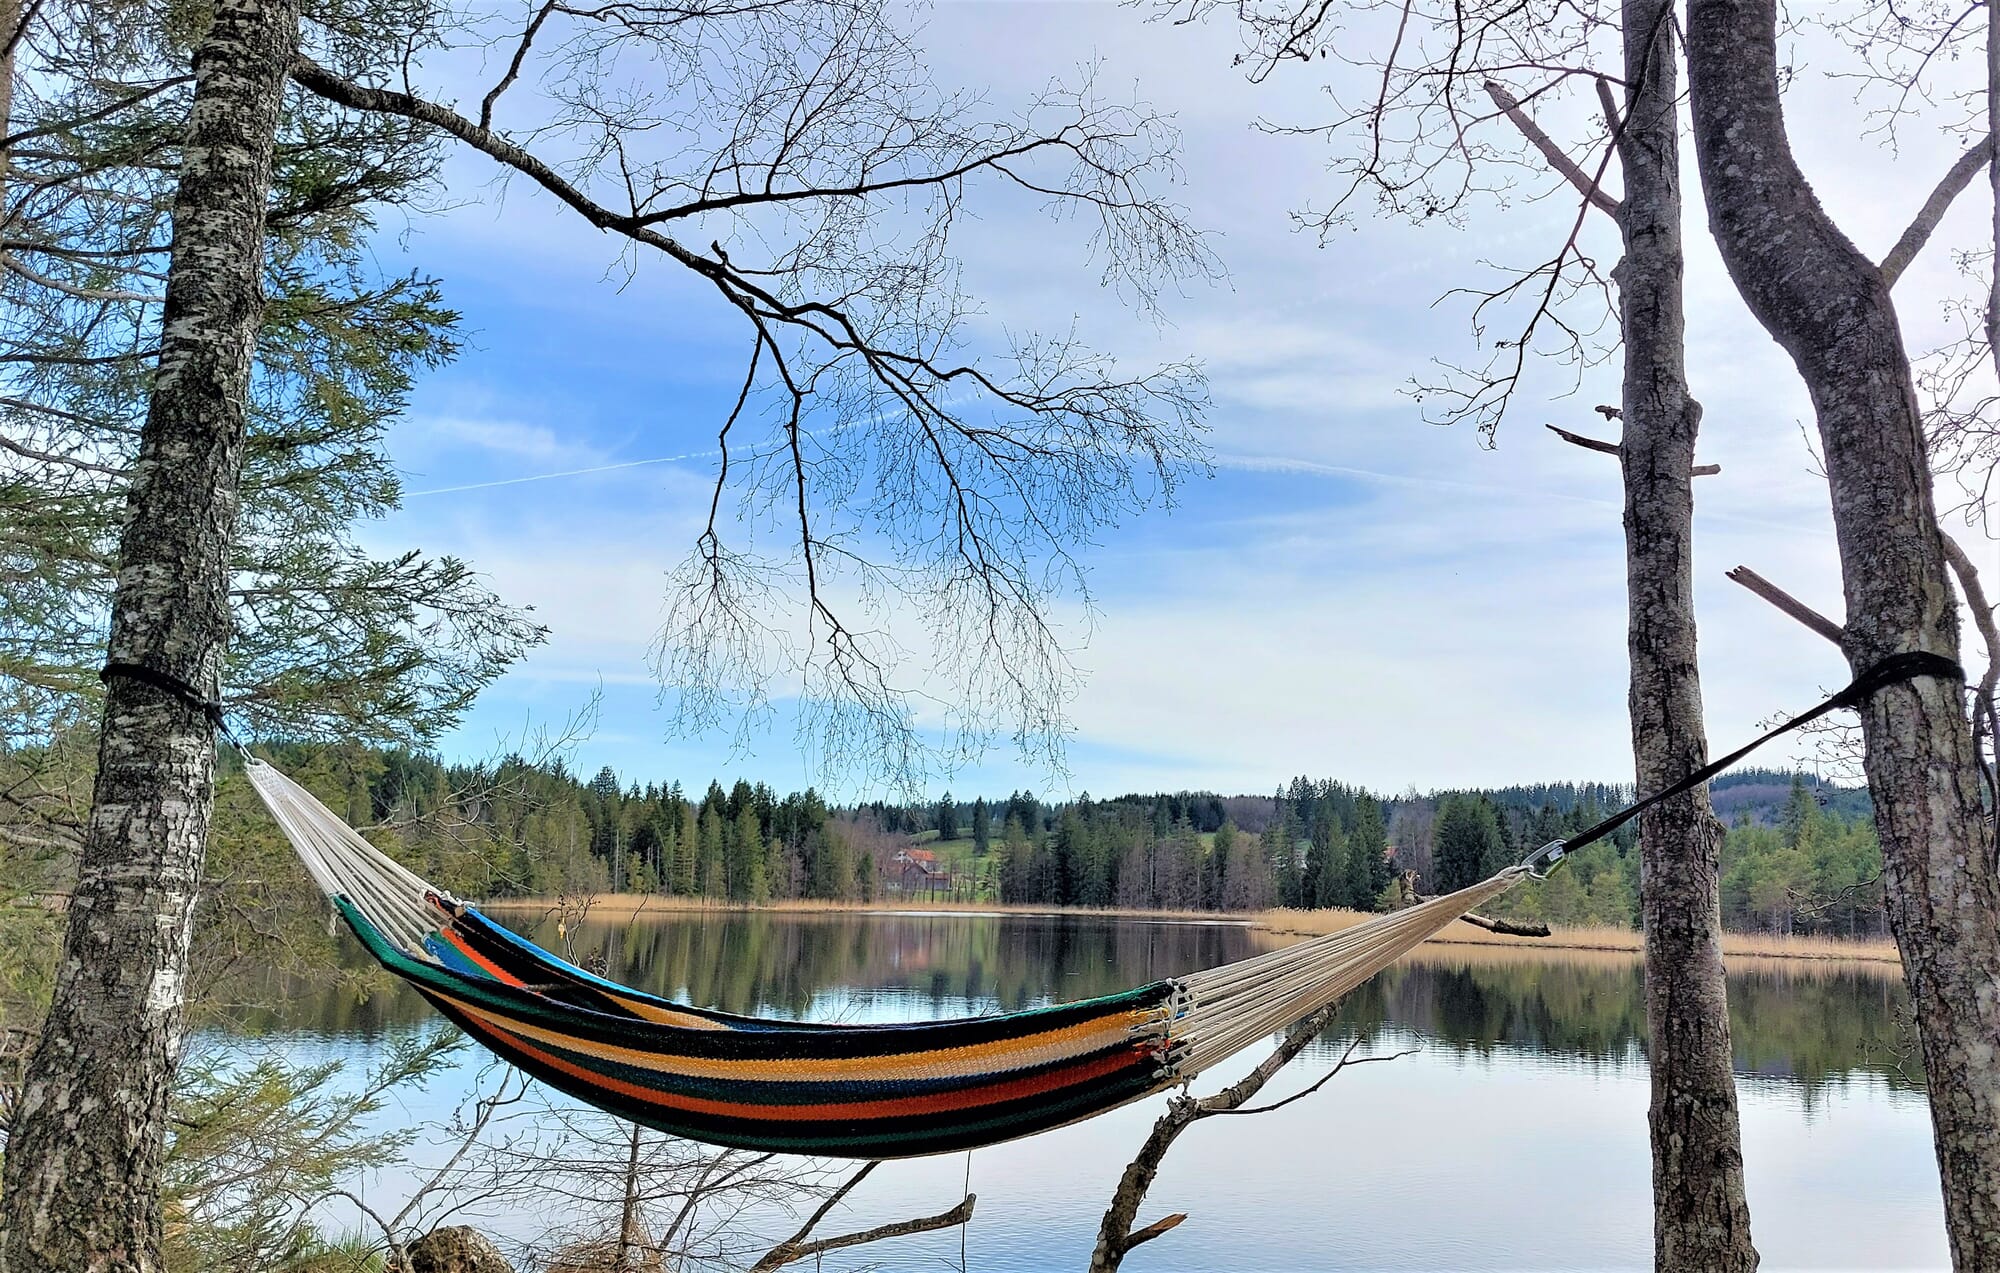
[404,449,714,497]
[407,443,1818,538]
[402,415,885,497]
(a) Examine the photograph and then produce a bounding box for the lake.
[216,909,1945,1271]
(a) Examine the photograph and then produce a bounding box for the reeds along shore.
[477,893,1903,967]
[1253,907,1902,968]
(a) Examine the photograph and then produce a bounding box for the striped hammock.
[245,757,1530,1159]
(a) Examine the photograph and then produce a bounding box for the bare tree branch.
[1484,79,1620,218]
[1090,1021,1406,1272]
[1725,566,1846,647]
[754,1159,879,1267]
[748,1164,974,1273]
[1880,134,1994,287]
[290,34,1210,786]
[1546,422,1719,475]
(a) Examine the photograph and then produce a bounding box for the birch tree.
[1,1,1211,1269]
[3,2,307,1266]
[1,2,544,1258]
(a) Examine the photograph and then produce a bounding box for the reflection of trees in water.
[1310,959,1919,1095]
[1724,968,1918,1095]
[233,914,1917,1095]
[569,913,1259,1019]
[231,913,1262,1036]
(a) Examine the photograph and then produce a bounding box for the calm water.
[217,911,1944,1271]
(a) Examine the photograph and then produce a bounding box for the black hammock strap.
[99,660,247,750]
[1525,649,1965,873]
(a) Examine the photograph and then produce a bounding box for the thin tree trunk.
[0,0,21,203]
[1614,5,1757,1268]
[0,2,298,1269]
[1988,0,2000,383]
[1686,3,2000,1265]
[618,1123,645,1269]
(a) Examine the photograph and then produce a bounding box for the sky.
[360,1,1995,801]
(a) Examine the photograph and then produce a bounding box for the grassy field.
[481,893,1901,966]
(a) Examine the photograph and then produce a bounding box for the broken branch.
[1484,80,1621,219]
[1458,912,1553,937]
[1725,566,1846,647]
[1548,421,1620,456]
[1546,423,1720,475]
[1123,1213,1186,1251]
[1595,75,1623,139]
[750,1185,974,1272]
[1940,531,1999,710]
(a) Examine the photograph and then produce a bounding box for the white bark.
[0,2,299,1269]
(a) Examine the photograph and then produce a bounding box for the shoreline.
[477,893,1902,966]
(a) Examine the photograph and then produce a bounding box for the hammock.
[199,648,1953,1158]
[243,758,1530,1158]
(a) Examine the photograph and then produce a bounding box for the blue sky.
[359,1,1993,800]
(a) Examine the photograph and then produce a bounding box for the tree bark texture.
[0,0,22,202]
[1686,3,2000,1265]
[1988,0,2000,379]
[0,2,298,1270]
[1615,5,1758,1268]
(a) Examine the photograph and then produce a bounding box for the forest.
[225,742,1888,938]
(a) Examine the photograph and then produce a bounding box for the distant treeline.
[234,746,1887,935]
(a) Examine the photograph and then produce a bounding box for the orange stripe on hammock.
[438,993,1154,1082]
[441,928,529,988]
[459,1012,1149,1123]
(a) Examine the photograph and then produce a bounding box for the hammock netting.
[246,757,1529,1159]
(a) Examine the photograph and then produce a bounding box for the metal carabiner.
[1521,839,1568,880]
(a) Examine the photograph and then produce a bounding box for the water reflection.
[234,908,1916,1097]
[1327,957,1918,1096]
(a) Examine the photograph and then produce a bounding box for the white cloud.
[417,415,586,464]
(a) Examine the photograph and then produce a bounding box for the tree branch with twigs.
[1091,1025,1413,1272]
[292,0,1217,790]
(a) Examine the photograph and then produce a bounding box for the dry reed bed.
[1252,906,1901,966]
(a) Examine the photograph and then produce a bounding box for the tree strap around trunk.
[98,660,246,751]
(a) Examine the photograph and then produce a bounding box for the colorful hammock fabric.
[246,757,1529,1159]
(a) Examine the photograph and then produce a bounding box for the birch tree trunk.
[1615,5,1758,1266]
[0,0,21,199]
[1686,2,2000,1265]
[0,1,298,1269]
